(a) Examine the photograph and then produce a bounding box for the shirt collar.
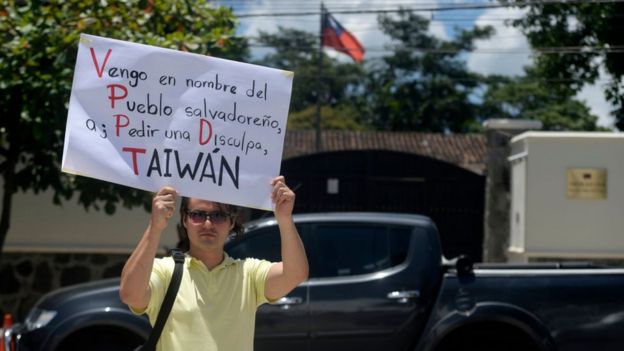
[186,252,236,271]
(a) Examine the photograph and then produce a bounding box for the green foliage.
[508,1,624,129]
[254,27,365,113]
[288,105,371,131]
[252,9,604,134]
[482,70,603,131]
[0,0,245,251]
[355,9,494,132]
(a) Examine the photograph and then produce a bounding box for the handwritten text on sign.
[62,34,294,210]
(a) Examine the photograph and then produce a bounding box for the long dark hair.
[175,197,244,251]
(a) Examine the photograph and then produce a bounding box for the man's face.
[183,198,234,253]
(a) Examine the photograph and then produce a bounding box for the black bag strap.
[140,249,186,351]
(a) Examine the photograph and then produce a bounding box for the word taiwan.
[122,147,240,188]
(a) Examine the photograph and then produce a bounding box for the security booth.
[507,132,624,262]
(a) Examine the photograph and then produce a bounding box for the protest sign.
[62,34,293,211]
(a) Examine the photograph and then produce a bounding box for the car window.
[389,226,411,266]
[227,221,412,279]
[227,227,282,262]
[311,224,412,278]
[227,224,308,263]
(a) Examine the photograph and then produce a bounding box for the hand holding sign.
[62,34,294,210]
[151,187,178,231]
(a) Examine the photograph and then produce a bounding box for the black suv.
[12,212,439,351]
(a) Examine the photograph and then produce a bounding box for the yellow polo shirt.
[131,254,274,351]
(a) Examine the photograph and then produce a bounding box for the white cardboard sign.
[62,34,293,211]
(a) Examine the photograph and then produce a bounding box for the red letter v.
[89,47,112,78]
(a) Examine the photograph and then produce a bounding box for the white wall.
[4,187,178,253]
[509,132,624,259]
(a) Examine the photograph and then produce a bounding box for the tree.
[482,68,604,131]
[254,27,366,124]
[507,1,624,129]
[355,9,493,132]
[288,105,371,131]
[0,0,246,255]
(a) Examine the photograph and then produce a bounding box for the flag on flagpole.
[321,7,365,62]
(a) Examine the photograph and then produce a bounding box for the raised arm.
[119,187,177,310]
[264,176,309,301]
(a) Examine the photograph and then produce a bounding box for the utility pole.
[315,2,325,152]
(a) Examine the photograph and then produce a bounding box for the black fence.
[252,150,485,262]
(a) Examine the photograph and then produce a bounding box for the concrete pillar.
[482,119,542,262]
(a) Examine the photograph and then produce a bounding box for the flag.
[321,8,365,62]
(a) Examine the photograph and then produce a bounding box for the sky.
[216,0,615,129]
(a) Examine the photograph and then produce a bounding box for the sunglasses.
[185,210,232,225]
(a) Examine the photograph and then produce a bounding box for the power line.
[234,0,624,18]
[248,41,624,55]
[255,71,616,85]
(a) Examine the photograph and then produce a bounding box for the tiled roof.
[283,130,487,174]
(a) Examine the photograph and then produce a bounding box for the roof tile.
[283,130,486,174]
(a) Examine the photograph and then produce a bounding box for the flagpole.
[315,2,324,152]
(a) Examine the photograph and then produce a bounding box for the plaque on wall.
[567,168,607,200]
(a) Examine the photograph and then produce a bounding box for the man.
[119,176,308,350]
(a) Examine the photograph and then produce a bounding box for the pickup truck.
[6,212,624,351]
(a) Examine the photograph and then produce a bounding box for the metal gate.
[253,150,485,261]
